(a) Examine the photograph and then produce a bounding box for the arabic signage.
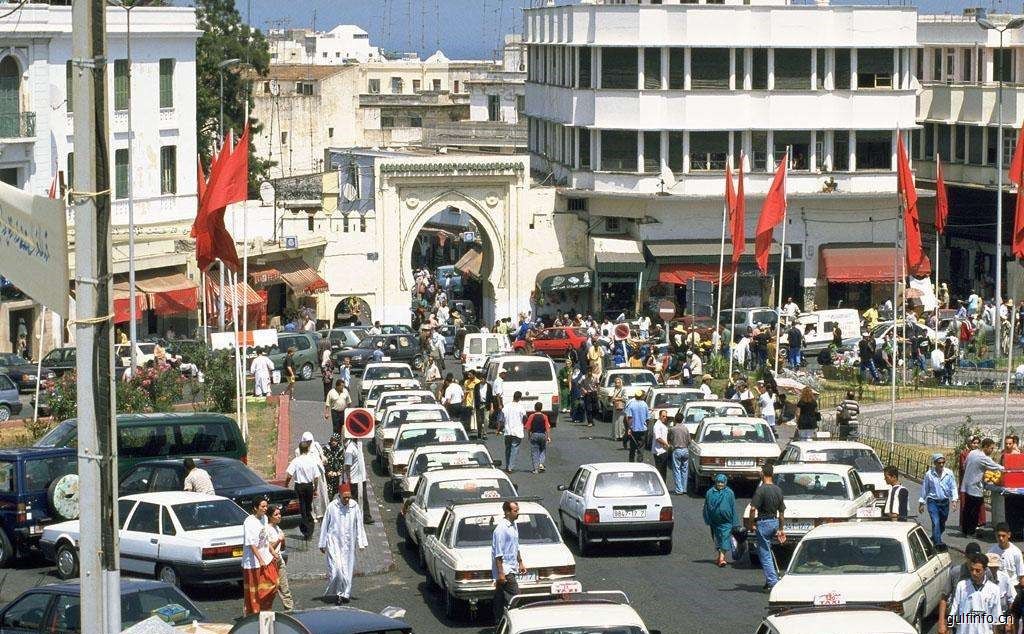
[0,181,68,316]
[539,268,593,293]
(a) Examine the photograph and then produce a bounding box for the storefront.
[248,257,330,328]
[111,268,199,339]
[647,241,780,312]
[591,237,646,319]
[534,266,594,318]
[820,245,931,310]
[205,278,266,329]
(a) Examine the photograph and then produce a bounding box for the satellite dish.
[342,183,358,202]
[258,181,275,206]
[269,80,281,96]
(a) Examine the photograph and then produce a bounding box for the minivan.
[779,308,861,353]
[35,412,247,472]
[720,307,778,341]
[267,332,319,380]
[461,333,511,373]
[484,354,559,426]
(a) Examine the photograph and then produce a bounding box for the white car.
[41,492,247,589]
[557,462,673,555]
[421,499,575,620]
[870,321,939,349]
[361,364,418,407]
[597,369,659,419]
[681,400,747,435]
[779,441,889,506]
[485,355,561,425]
[374,390,437,421]
[114,342,157,367]
[742,463,878,552]
[401,442,495,497]
[644,386,705,423]
[768,522,952,631]
[402,466,516,550]
[373,404,450,463]
[688,416,780,492]
[498,588,659,634]
[461,333,511,373]
[756,607,916,634]
[387,420,470,483]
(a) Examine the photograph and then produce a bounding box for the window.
[1006,128,1018,165]
[114,58,129,111]
[915,48,923,81]
[381,116,395,129]
[774,131,810,170]
[751,49,768,90]
[120,467,151,494]
[295,81,313,96]
[390,77,403,93]
[453,80,460,93]
[67,152,74,190]
[516,94,525,114]
[923,122,934,159]
[172,500,248,530]
[1,593,52,630]
[774,49,811,90]
[815,49,826,89]
[600,130,637,171]
[605,217,621,232]
[126,501,160,533]
[643,131,661,172]
[488,94,501,122]
[945,48,955,83]
[835,49,851,89]
[968,127,983,165]
[643,47,661,89]
[177,423,238,453]
[666,131,684,173]
[601,47,638,89]
[280,131,288,145]
[412,79,421,92]
[161,505,176,536]
[159,58,174,108]
[908,532,928,569]
[52,593,82,633]
[751,130,769,171]
[689,131,728,171]
[160,145,176,195]
[833,131,850,171]
[932,48,942,82]
[578,47,592,88]
[567,198,588,212]
[579,128,591,169]
[857,49,894,89]
[963,49,973,83]
[668,48,685,89]
[691,48,729,89]
[937,124,950,163]
[368,78,380,93]
[66,61,74,113]
[432,78,441,91]
[409,116,422,128]
[328,127,334,138]
[997,48,1013,83]
[114,148,129,199]
[855,131,891,170]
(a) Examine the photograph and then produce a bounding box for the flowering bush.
[45,373,77,423]
[40,361,190,422]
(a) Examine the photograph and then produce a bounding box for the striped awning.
[134,271,198,316]
[248,259,328,295]
[205,279,266,329]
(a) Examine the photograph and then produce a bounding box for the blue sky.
[221,0,1020,61]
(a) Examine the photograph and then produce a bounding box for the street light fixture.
[218,58,242,143]
[975,15,1024,358]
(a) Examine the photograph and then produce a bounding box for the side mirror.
[862,484,875,492]
[557,484,568,491]
[423,526,436,536]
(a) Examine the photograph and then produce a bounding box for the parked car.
[401,442,495,498]
[39,347,76,378]
[0,352,53,393]
[360,362,416,406]
[596,369,659,420]
[484,355,561,426]
[680,400,747,435]
[374,404,450,463]
[0,579,207,632]
[720,307,779,341]
[365,380,422,412]
[388,421,470,487]
[119,456,299,519]
[756,607,916,634]
[512,327,589,358]
[402,465,516,549]
[36,412,248,473]
[461,333,512,373]
[374,390,437,422]
[332,334,422,371]
[318,327,368,352]
[644,387,704,423]
[231,607,413,634]
[267,332,319,381]
[113,342,157,368]
[778,309,861,354]
[0,374,23,422]
[778,441,889,506]
[42,491,248,587]
[687,416,780,492]
[0,447,77,566]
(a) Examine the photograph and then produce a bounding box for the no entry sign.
[344,408,375,439]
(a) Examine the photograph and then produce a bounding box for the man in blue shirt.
[337,356,352,387]
[624,390,650,463]
[918,453,958,547]
[491,500,525,622]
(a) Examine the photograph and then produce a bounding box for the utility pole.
[71,1,121,632]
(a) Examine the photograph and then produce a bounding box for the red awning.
[658,264,733,286]
[135,272,198,316]
[248,263,282,287]
[205,279,266,328]
[820,247,932,283]
[249,259,328,295]
[112,281,146,324]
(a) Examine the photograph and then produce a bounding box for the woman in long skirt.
[703,474,737,568]
[242,498,276,614]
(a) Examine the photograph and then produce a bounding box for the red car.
[512,327,590,357]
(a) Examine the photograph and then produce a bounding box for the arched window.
[0,57,21,137]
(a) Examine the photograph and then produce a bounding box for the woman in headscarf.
[703,474,736,568]
[296,431,329,521]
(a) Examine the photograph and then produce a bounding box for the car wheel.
[420,545,434,580]
[443,584,460,620]
[657,539,673,555]
[0,405,9,423]
[55,542,79,579]
[300,363,313,381]
[157,564,181,588]
[576,522,590,556]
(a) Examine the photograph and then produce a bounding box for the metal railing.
[0,112,36,139]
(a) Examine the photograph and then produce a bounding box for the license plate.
[518,572,538,584]
[612,508,647,519]
[232,548,243,557]
[726,459,755,467]
[856,506,882,519]
[28,525,42,535]
[813,592,846,606]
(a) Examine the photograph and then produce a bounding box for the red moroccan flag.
[1014,157,1024,259]
[935,153,949,235]
[731,156,746,269]
[200,124,249,216]
[755,153,787,274]
[725,163,736,219]
[1010,122,1024,187]
[197,157,207,205]
[897,133,926,274]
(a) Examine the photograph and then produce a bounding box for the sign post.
[658,299,676,346]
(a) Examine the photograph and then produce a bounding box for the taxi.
[768,521,951,631]
[644,387,704,423]
[687,416,779,492]
[496,584,660,634]
[681,400,747,435]
[363,379,421,412]
[400,442,495,497]
[374,390,437,421]
[556,462,673,555]
[359,362,416,406]
[756,607,915,634]
[387,420,469,485]
[401,465,515,551]
[372,404,449,464]
[421,498,575,621]
[597,369,659,420]
[778,440,888,506]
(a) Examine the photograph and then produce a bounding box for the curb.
[273,394,291,481]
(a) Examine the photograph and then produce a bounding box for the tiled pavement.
[281,398,394,580]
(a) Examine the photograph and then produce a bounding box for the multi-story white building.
[268,25,384,65]
[523,0,922,315]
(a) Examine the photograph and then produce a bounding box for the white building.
[523,0,923,315]
[268,25,384,65]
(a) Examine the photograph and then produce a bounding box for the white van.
[461,333,511,373]
[484,354,560,425]
[780,308,861,352]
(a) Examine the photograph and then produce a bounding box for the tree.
[195,0,272,194]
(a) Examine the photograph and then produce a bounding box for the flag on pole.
[191,125,250,272]
[754,153,787,274]
[935,153,948,235]
[725,163,736,219]
[1014,146,1024,259]
[731,156,746,269]
[896,133,927,274]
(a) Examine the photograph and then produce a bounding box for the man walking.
[651,410,671,482]
[250,348,275,398]
[285,439,321,540]
[624,390,650,463]
[283,347,298,397]
[919,453,958,547]
[343,438,373,524]
[324,380,352,435]
[318,484,367,605]
[961,438,1005,537]
[835,391,859,440]
[441,372,465,426]
[945,553,1003,634]
[786,322,803,369]
[501,391,527,473]
[858,333,879,384]
[491,500,526,623]
[746,464,787,591]
[669,412,690,495]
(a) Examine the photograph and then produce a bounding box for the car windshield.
[606,372,657,387]
[502,361,554,382]
[775,471,850,500]
[409,450,492,476]
[801,449,884,473]
[122,586,205,627]
[35,420,78,448]
[454,512,561,547]
[331,329,366,343]
[426,478,515,509]
[172,499,248,531]
[397,426,468,451]
[365,366,413,381]
[24,454,77,492]
[469,338,501,355]
[699,422,775,443]
[386,409,447,428]
[369,384,417,402]
[356,336,381,349]
[208,463,265,488]
[0,354,28,366]
[519,629,645,634]
[593,471,665,498]
[652,391,701,408]
[789,537,906,574]
[686,405,745,423]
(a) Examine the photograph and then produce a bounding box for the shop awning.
[658,264,734,286]
[455,248,483,280]
[592,237,645,272]
[134,272,198,316]
[248,263,282,287]
[205,279,267,328]
[820,247,932,283]
[536,267,593,292]
[249,259,329,295]
[112,281,146,325]
[646,240,781,260]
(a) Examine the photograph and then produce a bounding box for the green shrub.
[201,350,238,414]
[45,373,77,423]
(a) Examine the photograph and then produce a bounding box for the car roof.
[421,466,508,485]
[364,362,412,370]
[787,441,875,452]
[771,463,854,476]
[449,499,548,518]
[0,446,76,459]
[802,520,918,540]
[649,386,701,393]
[124,457,240,470]
[686,400,741,408]
[766,608,915,632]
[289,607,410,632]
[507,602,645,630]
[410,443,488,455]
[701,416,770,425]
[64,412,235,426]
[580,462,660,474]
[493,354,554,364]
[121,491,227,504]
[21,579,183,597]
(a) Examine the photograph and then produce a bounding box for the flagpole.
[241,103,249,442]
[728,266,739,378]
[32,307,45,424]
[772,148,790,375]
[232,270,242,429]
[199,271,206,340]
[716,161,729,336]
[1002,300,1017,442]
[891,190,902,446]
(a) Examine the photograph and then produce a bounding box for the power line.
[0,0,28,21]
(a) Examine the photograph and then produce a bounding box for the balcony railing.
[0,112,35,139]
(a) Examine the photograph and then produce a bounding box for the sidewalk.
[282,398,394,580]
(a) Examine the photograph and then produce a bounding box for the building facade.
[268,25,384,65]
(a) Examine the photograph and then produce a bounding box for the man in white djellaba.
[318,482,368,604]
[250,348,275,397]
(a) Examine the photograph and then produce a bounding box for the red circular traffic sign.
[614,323,630,340]
[657,299,676,321]
[344,408,375,439]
